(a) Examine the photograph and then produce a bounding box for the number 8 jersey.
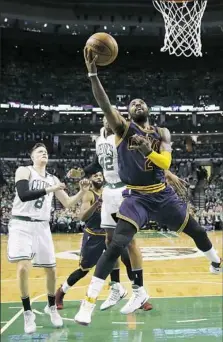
[12,166,56,221]
[96,128,121,184]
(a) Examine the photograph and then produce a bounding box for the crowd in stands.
[0,132,223,160]
[1,110,223,136]
[1,45,223,107]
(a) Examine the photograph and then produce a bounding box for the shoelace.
[24,312,33,322]
[125,290,140,307]
[80,300,95,310]
[108,287,120,302]
[50,306,57,314]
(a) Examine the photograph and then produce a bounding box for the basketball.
[85,32,118,66]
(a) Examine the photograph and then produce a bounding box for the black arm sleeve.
[83,154,102,177]
[16,180,47,202]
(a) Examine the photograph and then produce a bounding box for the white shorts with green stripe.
[7,218,56,268]
[101,185,126,229]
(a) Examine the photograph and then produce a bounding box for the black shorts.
[79,231,106,271]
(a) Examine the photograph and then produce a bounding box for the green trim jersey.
[96,128,121,184]
[11,166,57,221]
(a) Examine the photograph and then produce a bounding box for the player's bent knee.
[105,219,137,260]
[104,232,133,262]
[17,260,31,276]
[103,242,122,261]
[183,215,212,252]
[44,266,56,274]
[184,215,206,238]
[111,233,133,252]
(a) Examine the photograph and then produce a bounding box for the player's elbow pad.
[148,151,172,170]
[16,180,46,202]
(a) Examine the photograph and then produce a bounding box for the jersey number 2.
[99,156,114,171]
[34,196,45,209]
[144,159,153,171]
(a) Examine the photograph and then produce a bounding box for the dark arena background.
[0,0,222,341]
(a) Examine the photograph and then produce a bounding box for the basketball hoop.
[152,0,208,57]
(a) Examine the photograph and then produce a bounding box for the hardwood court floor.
[1,231,222,341]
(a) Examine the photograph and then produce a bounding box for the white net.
[152,0,208,57]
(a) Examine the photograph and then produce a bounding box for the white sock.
[203,247,220,264]
[87,276,105,299]
[62,281,70,294]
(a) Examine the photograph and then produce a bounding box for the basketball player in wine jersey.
[56,172,107,309]
[74,48,222,325]
[7,143,90,334]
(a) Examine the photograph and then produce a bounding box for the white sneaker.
[24,310,36,334]
[100,282,127,311]
[44,305,63,328]
[210,260,222,274]
[74,299,96,326]
[120,285,149,314]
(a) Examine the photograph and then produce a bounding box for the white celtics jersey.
[12,166,56,221]
[96,128,121,184]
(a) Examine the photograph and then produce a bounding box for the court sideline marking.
[176,318,208,323]
[112,322,144,325]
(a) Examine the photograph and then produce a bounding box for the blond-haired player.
[7,143,90,334]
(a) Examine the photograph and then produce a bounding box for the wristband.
[88,73,97,77]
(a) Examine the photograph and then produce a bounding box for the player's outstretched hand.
[67,168,84,180]
[79,179,91,193]
[84,47,98,74]
[130,134,152,156]
[165,170,188,197]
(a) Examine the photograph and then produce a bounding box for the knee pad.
[106,233,132,260]
[184,216,206,238]
[112,232,133,250]
[104,219,136,261]
[184,215,212,251]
